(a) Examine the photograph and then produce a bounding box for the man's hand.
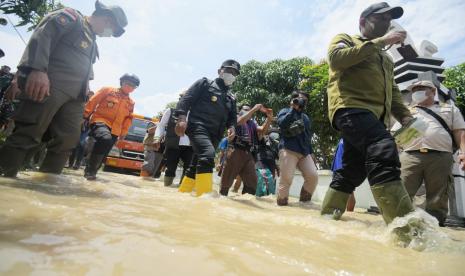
[458,153,465,171]
[227,127,235,141]
[175,120,187,137]
[25,70,50,102]
[400,116,414,127]
[253,104,263,112]
[381,30,407,46]
[4,80,21,101]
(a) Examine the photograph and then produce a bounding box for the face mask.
[98,27,113,37]
[221,72,236,86]
[364,18,390,38]
[121,85,135,94]
[411,90,428,104]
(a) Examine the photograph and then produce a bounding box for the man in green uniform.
[0,1,128,177]
[321,2,417,226]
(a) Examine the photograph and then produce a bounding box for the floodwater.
[1,170,465,275]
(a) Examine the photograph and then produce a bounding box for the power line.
[5,14,26,46]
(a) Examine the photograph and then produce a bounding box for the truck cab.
[104,115,157,172]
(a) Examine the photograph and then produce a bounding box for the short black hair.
[291,90,309,99]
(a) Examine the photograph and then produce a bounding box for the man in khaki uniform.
[400,80,465,226]
[320,2,417,226]
[0,1,128,177]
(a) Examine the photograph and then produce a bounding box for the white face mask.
[221,72,236,86]
[98,27,113,37]
[411,90,428,104]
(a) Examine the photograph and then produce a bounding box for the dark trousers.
[89,123,117,160]
[69,129,89,167]
[184,125,219,179]
[330,109,401,194]
[164,145,193,179]
[220,148,257,196]
[0,89,84,175]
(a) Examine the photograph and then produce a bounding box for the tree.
[300,62,339,169]
[0,0,64,31]
[165,101,177,110]
[233,57,313,116]
[444,62,465,114]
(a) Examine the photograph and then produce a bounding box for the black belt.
[409,148,443,153]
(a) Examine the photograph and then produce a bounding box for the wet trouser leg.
[330,110,401,191]
[187,125,218,196]
[142,150,156,175]
[278,149,318,202]
[325,109,413,223]
[179,146,193,182]
[85,123,117,177]
[220,148,257,196]
[401,151,452,225]
[0,89,83,177]
[164,147,181,177]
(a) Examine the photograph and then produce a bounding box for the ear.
[218,68,222,75]
[359,17,366,28]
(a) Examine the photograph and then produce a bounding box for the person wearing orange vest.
[83,73,139,180]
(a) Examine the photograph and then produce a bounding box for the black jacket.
[175,78,237,139]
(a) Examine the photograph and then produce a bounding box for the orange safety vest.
[84,87,134,137]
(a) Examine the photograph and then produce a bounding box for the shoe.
[277,197,288,206]
[194,173,213,197]
[299,186,312,202]
[164,176,175,186]
[178,176,195,193]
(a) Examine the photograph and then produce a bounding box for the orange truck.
[104,114,158,172]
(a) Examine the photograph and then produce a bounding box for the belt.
[410,148,442,153]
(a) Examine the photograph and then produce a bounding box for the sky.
[1,0,464,117]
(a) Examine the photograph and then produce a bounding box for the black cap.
[120,73,140,86]
[360,2,403,19]
[221,59,241,73]
[0,48,4,58]
[95,0,128,37]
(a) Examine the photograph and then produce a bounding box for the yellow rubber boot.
[178,176,195,193]
[195,173,213,197]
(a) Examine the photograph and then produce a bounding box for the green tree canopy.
[300,62,339,169]
[444,62,465,114]
[0,0,64,31]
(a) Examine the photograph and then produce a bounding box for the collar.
[84,16,97,39]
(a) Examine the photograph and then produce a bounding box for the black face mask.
[364,18,390,38]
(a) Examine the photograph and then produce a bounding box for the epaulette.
[55,8,79,26]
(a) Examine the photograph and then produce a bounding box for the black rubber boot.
[84,154,105,181]
[0,146,28,177]
[40,151,70,174]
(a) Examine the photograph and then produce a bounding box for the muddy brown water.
[1,170,465,275]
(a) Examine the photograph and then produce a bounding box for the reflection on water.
[1,170,465,275]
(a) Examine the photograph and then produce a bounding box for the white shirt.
[401,102,465,153]
[154,108,191,146]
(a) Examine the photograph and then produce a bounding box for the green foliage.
[300,62,339,169]
[0,0,64,31]
[165,101,177,110]
[444,62,465,114]
[233,57,339,169]
[233,57,313,113]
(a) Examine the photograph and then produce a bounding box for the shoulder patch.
[55,8,78,26]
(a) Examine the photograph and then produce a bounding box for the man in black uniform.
[175,60,239,196]
[0,1,128,177]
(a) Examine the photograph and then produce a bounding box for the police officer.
[83,73,139,180]
[0,1,128,177]
[175,60,239,196]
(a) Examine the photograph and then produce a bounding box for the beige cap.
[407,80,436,92]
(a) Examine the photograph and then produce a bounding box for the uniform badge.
[57,15,69,26]
[211,96,217,102]
[81,41,89,49]
[107,102,115,108]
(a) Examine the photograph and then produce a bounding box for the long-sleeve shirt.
[175,77,237,139]
[327,33,410,128]
[277,107,313,156]
[154,108,190,146]
[84,87,134,137]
